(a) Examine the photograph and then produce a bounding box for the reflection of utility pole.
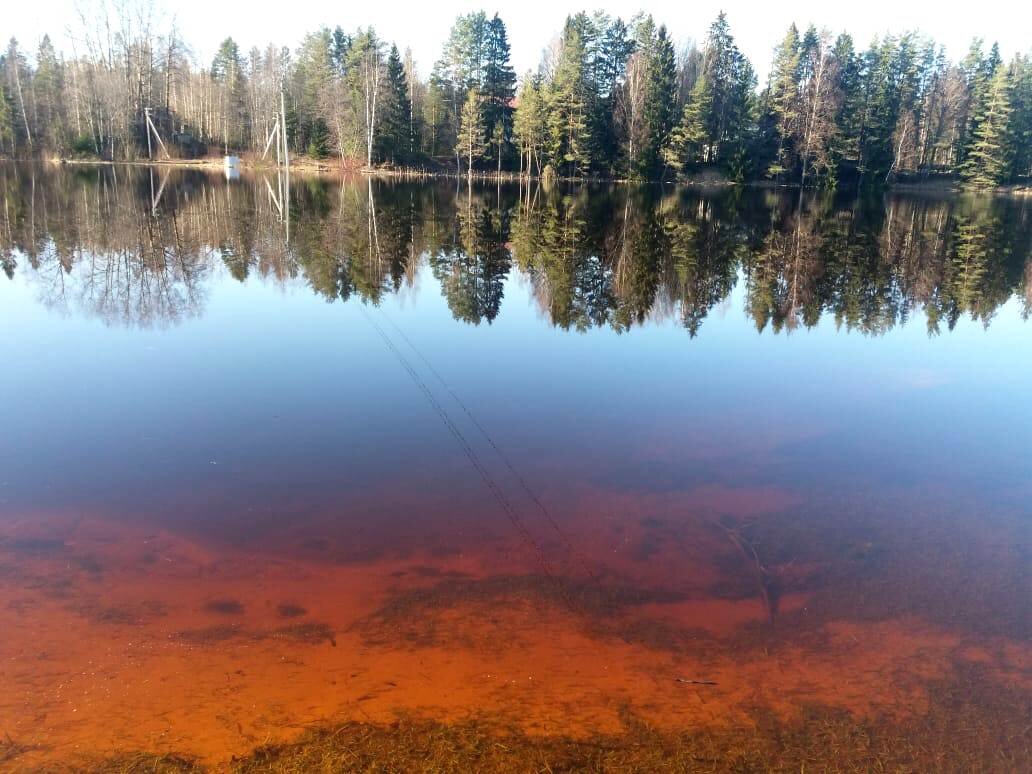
[368,176,381,267]
[151,167,170,216]
[281,89,290,242]
[263,176,282,219]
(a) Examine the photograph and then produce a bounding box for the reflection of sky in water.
[2,253,1030,547]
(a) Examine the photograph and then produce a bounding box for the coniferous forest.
[1,6,1030,188]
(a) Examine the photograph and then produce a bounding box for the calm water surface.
[0,164,1029,769]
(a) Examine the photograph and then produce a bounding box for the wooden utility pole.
[280,90,290,176]
[280,89,290,240]
[261,121,279,160]
[144,110,170,159]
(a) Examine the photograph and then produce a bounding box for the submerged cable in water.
[374,307,694,647]
[356,303,563,589]
[376,305,601,584]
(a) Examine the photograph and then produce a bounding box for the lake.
[0,164,1029,770]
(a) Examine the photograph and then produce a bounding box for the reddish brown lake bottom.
[1,481,1028,769]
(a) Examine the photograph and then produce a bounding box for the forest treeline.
[1,4,1030,187]
[2,166,1029,333]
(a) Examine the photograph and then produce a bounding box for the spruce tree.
[694,13,755,175]
[636,25,677,179]
[34,35,64,150]
[436,12,488,168]
[567,11,603,168]
[857,36,911,179]
[482,14,516,168]
[5,38,33,148]
[377,45,412,164]
[423,68,451,156]
[957,40,989,166]
[330,27,351,76]
[765,24,802,179]
[545,20,590,176]
[591,15,633,172]
[211,37,249,152]
[662,75,713,175]
[0,84,13,155]
[830,34,863,175]
[1005,55,1032,180]
[292,29,334,156]
[962,65,1012,188]
[306,120,330,158]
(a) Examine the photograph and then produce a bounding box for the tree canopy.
[0,6,1028,188]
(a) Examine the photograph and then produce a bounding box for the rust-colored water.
[0,167,1029,768]
[2,484,1028,767]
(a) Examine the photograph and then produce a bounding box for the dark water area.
[0,163,1029,770]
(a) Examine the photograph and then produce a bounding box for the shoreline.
[3,156,1029,194]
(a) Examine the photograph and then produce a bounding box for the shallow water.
[0,164,1029,769]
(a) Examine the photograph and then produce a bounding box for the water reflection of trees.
[0,167,214,326]
[1,165,1029,333]
[429,189,512,324]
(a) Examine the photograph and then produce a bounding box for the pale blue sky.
[6,0,1029,82]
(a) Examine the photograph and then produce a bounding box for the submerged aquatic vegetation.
[58,662,1026,773]
[352,573,690,648]
[276,603,307,619]
[272,622,337,647]
[83,751,203,773]
[173,622,337,647]
[78,663,1028,773]
[173,624,244,645]
[203,599,246,615]
[1,733,32,766]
